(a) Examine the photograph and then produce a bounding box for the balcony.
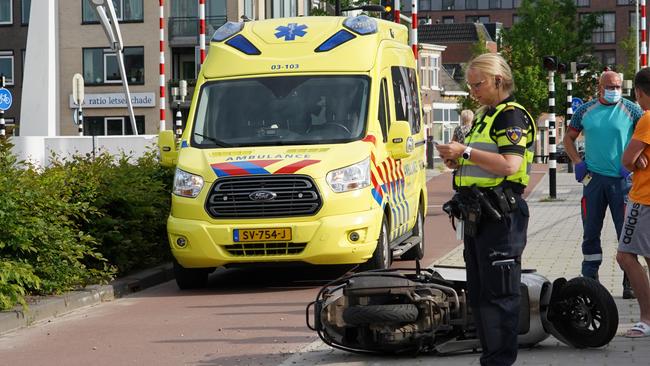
[169,16,228,46]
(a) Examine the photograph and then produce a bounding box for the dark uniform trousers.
[463,194,529,366]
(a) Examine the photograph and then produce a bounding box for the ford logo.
[249,190,277,201]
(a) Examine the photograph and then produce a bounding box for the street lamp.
[89,0,138,135]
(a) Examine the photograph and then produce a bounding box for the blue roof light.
[315,30,356,52]
[212,21,244,42]
[343,15,378,35]
[225,34,261,55]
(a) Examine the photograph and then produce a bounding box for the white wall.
[11,135,158,167]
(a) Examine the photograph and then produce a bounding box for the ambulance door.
[388,66,422,239]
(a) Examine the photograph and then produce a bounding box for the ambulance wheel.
[550,277,619,348]
[173,259,212,290]
[342,304,419,325]
[359,217,391,271]
[401,206,425,260]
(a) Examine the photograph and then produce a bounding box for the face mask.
[603,89,622,104]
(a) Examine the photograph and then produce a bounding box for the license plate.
[233,228,292,242]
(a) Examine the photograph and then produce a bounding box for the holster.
[443,193,481,237]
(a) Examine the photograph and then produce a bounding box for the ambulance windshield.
[191,75,369,147]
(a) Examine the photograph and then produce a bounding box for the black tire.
[551,277,619,348]
[401,205,425,260]
[342,304,419,325]
[359,217,391,271]
[173,259,211,290]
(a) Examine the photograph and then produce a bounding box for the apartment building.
[0,0,30,136]
[2,0,310,136]
[418,0,637,68]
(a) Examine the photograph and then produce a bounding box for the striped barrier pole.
[642,0,647,67]
[548,70,557,199]
[159,0,166,131]
[411,0,417,59]
[394,0,400,24]
[199,0,206,65]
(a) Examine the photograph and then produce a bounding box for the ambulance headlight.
[343,15,377,35]
[326,158,371,193]
[173,169,204,198]
[212,21,244,42]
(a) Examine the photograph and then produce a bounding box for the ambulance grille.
[224,242,307,256]
[205,175,322,218]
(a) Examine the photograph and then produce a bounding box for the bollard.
[426,136,434,169]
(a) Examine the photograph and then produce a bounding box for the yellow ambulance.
[159,14,428,289]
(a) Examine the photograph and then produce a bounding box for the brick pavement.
[280,169,650,366]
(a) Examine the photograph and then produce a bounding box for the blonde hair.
[460,109,474,125]
[467,53,515,95]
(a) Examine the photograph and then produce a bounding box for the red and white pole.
[642,0,647,68]
[199,0,206,65]
[394,0,400,24]
[411,0,417,59]
[159,0,166,131]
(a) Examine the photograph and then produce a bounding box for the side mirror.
[158,130,179,167]
[387,120,414,159]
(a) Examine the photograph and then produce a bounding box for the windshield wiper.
[193,133,231,147]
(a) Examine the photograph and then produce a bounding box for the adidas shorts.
[618,200,650,258]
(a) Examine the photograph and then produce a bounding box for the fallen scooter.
[306,264,619,355]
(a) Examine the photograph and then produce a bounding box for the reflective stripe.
[468,141,499,153]
[459,165,502,179]
[583,254,603,261]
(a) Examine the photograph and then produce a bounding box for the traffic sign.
[0,87,12,111]
[72,73,85,106]
[571,97,583,111]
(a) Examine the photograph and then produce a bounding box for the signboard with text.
[68,92,156,109]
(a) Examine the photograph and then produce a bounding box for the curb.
[0,262,174,335]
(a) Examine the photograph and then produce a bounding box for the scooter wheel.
[342,304,419,326]
[550,277,618,348]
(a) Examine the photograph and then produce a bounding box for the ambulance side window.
[378,78,389,143]
[391,66,421,134]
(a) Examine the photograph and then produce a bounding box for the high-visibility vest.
[454,101,536,188]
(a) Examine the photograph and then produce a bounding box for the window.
[391,67,421,134]
[617,0,634,4]
[271,0,298,18]
[0,0,12,24]
[513,14,521,24]
[588,13,615,43]
[442,16,454,24]
[630,11,637,29]
[466,0,478,10]
[432,106,461,143]
[378,79,389,143]
[0,52,14,85]
[431,55,440,89]
[84,116,145,136]
[466,15,489,23]
[83,47,144,85]
[514,0,521,7]
[501,0,513,8]
[244,0,254,19]
[575,0,589,7]
[442,0,454,10]
[419,0,431,11]
[489,0,501,8]
[82,0,143,23]
[21,0,29,25]
[593,50,616,68]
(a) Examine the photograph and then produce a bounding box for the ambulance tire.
[401,206,425,260]
[173,259,211,290]
[359,217,391,271]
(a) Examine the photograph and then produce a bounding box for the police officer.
[436,53,536,366]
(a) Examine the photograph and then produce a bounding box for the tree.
[457,31,490,112]
[501,0,601,118]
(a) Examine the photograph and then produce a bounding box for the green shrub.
[0,139,173,310]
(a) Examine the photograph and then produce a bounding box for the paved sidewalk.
[280,170,650,366]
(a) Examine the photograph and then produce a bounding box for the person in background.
[617,67,650,337]
[436,53,535,366]
[563,71,643,299]
[452,109,475,143]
